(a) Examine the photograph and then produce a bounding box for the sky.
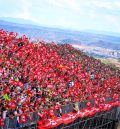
[0,0,120,32]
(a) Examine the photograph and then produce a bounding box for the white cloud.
[48,0,63,7]
[0,0,37,22]
[105,15,120,32]
[2,0,36,22]
[114,1,120,8]
[57,16,75,27]
[15,0,31,20]
[48,0,120,11]
[92,0,113,9]
[48,0,83,12]
[64,0,81,11]
[88,9,96,18]
[91,0,120,10]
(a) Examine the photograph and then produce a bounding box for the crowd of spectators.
[0,29,120,127]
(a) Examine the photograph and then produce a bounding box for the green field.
[96,58,120,69]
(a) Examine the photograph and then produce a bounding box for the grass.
[96,58,120,69]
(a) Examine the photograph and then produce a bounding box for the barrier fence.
[52,107,119,129]
[0,96,120,129]
[0,112,39,129]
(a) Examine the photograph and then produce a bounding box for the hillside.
[97,58,120,69]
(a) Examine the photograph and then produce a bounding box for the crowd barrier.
[38,96,120,129]
[52,107,119,129]
[0,96,120,129]
[0,112,39,129]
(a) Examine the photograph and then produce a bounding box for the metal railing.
[1,96,120,129]
[0,112,39,129]
[53,107,119,129]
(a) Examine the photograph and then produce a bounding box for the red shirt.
[19,114,27,123]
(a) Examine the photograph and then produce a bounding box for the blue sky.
[0,0,120,32]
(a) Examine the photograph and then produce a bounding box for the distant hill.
[84,30,120,37]
[0,18,120,50]
[0,17,38,25]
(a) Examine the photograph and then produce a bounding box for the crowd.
[0,29,120,127]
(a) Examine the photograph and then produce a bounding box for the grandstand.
[0,29,120,129]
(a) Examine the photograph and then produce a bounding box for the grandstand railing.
[53,107,119,129]
[1,96,120,129]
